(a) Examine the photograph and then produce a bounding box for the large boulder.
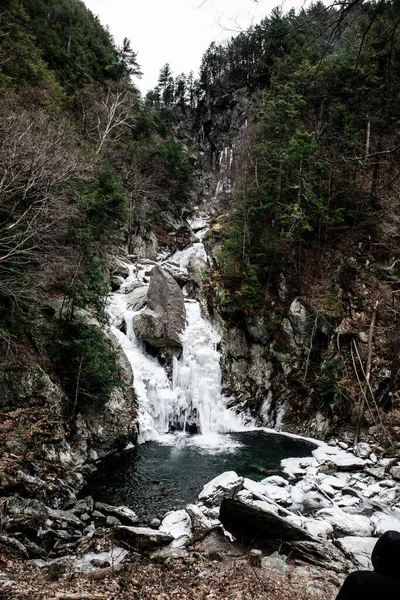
[133,266,186,348]
[219,497,315,542]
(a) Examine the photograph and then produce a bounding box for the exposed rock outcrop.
[133,266,186,348]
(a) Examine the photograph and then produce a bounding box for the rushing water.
[107,224,248,443]
[93,216,309,520]
[84,430,315,520]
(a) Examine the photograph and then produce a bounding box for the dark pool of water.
[83,430,315,520]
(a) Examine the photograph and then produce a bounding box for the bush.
[51,321,122,414]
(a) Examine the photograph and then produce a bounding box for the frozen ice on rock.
[160,510,192,547]
[316,507,373,537]
[336,537,376,570]
[198,471,243,506]
[376,487,398,504]
[318,480,336,497]
[371,512,400,535]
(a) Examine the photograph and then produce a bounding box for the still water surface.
[84,430,315,520]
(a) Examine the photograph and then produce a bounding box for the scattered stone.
[94,502,138,524]
[116,526,173,551]
[353,443,371,459]
[365,466,385,480]
[261,552,289,579]
[390,465,400,480]
[150,547,189,562]
[249,549,262,568]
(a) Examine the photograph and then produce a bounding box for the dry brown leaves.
[2,553,337,600]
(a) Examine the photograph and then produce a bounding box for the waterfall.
[108,225,246,444]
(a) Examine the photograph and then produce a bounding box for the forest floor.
[3,551,340,600]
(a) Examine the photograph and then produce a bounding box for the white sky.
[83,0,304,94]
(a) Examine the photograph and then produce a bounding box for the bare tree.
[0,107,92,306]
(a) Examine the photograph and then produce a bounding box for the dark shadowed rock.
[284,541,348,572]
[115,526,173,551]
[133,266,186,348]
[219,497,315,542]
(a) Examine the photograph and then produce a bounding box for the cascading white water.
[108,225,247,445]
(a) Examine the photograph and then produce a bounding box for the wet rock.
[219,497,315,542]
[125,286,148,311]
[133,266,186,348]
[198,471,244,507]
[94,502,138,525]
[116,526,173,551]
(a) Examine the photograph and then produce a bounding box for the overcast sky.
[83,0,304,94]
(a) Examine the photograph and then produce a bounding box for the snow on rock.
[185,504,219,531]
[33,547,128,573]
[261,476,289,487]
[198,471,244,506]
[316,508,373,537]
[335,537,376,570]
[371,512,400,535]
[321,475,347,489]
[160,510,192,547]
[281,458,307,479]
[303,518,334,539]
[243,478,292,506]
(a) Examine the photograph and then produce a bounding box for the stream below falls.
[83,430,315,521]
